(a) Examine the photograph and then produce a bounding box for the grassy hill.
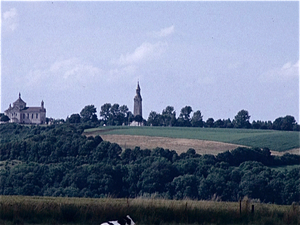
[84,126,300,152]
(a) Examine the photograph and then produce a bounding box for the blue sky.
[1,1,299,122]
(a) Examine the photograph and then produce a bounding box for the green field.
[84,126,300,152]
[270,164,300,172]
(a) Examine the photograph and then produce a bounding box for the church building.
[131,82,143,126]
[4,93,46,124]
[133,82,142,117]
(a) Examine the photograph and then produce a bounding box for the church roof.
[13,93,26,106]
[22,107,45,112]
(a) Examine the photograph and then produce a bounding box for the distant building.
[133,82,143,117]
[131,82,143,126]
[4,93,46,124]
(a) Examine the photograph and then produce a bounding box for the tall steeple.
[133,81,142,117]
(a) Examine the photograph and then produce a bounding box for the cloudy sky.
[1,1,299,122]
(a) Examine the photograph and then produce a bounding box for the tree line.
[58,104,300,131]
[0,123,299,205]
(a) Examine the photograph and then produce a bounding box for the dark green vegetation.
[64,104,299,131]
[0,123,299,205]
[1,196,299,225]
[84,126,300,152]
[0,113,10,122]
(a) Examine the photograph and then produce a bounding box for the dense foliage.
[62,104,300,131]
[0,123,299,205]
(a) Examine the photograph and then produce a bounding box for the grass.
[0,195,299,225]
[84,126,300,152]
[270,164,300,172]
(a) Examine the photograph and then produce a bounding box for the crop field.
[0,195,299,225]
[270,164,300,172]
[84,126,300,153]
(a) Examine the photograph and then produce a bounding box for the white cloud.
[153,25,175,38]
[109,26,173,80]
[2,8,18,31]
[259,60,299,83]
[49,58,100,80]
[115,41,168,66]
[108,65,137,82]
[22,58,103,90]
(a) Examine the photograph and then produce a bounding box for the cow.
[100,215,135,225]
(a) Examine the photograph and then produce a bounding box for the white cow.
[100,215,135,225]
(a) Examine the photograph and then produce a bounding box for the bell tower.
[133,82,142,117]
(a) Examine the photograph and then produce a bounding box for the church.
[131,82,143,126]
[134,82,142,117]
[4,93,46,124]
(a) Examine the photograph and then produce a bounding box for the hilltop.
[83,126,300,154]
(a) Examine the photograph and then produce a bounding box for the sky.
[1,1,299,123]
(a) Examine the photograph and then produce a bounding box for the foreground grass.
[0,196,299,225]
[84,126,300,152]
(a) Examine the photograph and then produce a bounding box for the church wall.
[7,110,21,123]
[20,111,46,124]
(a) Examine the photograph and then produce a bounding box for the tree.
[120,105,131,125]
[233,110,251,128]
[99,103,132,126]
[134,115,143,125]
[147,111,162,126]
[67,114,81,123]
[273,115,296,131]
[138,159,177,194]
[215,119,225,128]
[126,111,134,125]
[177,106,193,127]
[110,104,121,125]
[191,110,203,127]
[206,118,214,128]
[80,105,97,122]
[100,103,112,125]
[162,106,176,126]
[171,175,199,199]
[0,114,10,122]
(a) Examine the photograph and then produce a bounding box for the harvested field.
[101,134,245,155]
[84,126,300,153]
[100,134,297,156]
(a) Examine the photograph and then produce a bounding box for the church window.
[27,114,29,119]
[36,113,38,118]
[23,114,25,119]
[32,114,34,119]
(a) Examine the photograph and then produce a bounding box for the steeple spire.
[136,81,141,95]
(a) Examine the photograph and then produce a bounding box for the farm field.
[95,134,245,156]
[84,126,300,154]
[1,195,299,225]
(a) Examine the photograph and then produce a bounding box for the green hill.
[84,126,300,152]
